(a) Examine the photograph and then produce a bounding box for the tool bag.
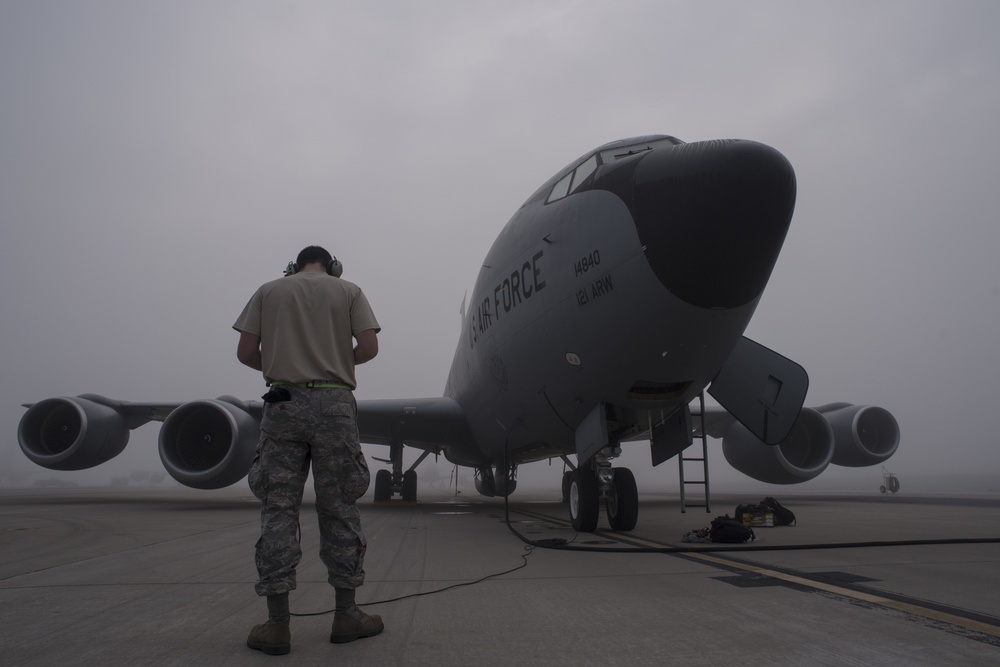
[761,496,796,526]
[709,515,756,543]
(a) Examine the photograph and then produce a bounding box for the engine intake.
[722,407,834,484]
[159,399,259,490]
[815,403,900,467]
[18,395,130,471]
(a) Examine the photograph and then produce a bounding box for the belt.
[269,381,352,390]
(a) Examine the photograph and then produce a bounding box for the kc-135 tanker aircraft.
[18,135,899,532]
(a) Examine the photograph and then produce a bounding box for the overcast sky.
[2,1,998,495]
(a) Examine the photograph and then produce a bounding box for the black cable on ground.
[503,511,1000,553]
[500,435,1000,553]
[290,540,535,617]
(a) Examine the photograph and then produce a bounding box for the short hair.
[296,245,333,269]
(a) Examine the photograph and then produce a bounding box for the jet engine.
[18,395,130,471]
[722,407,834,484]
[158,397,259,490]
[814,403,900,467]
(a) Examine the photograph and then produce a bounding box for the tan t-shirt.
[233,271,380,389]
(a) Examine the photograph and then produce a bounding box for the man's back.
[235,271,380,387]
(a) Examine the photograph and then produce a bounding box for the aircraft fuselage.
[442,136,797,467]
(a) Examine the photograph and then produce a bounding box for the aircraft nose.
[632,140,796,309]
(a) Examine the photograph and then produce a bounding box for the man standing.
[234,245,383,655]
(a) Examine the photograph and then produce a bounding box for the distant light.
[565,353,582,366]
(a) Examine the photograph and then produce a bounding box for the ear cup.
[284,256,340,276]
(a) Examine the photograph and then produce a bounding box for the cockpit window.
[571,155,598,191]
[547,172,572,203]
[546,136,681,204]
[545,154,597,204]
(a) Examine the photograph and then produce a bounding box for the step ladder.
[679,392,711,513]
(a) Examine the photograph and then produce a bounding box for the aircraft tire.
[607,467,638,532]
[569,469,599,532]
[402,469,418,502]
[374,470,392,502]
[561,470,573,503]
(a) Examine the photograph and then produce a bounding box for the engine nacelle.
[722,407,834,484]
[494,467,517,498]
[475,466,496,497]
[159,398,259,490]
[18,395,130,471]
[814,403,900,467]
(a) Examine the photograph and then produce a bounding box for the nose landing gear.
[567,447,639,532]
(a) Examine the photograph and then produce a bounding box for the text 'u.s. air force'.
[470,250,546,348]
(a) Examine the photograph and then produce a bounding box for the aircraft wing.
[357,397,474,455]
[18,391,477,489]
[47,394,472,451]
[37,393,475,456]
[20,394,185,429]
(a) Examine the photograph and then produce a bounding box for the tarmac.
[1,486,999,666]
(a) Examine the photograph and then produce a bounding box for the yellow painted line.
[507,504,1000,640]
[685,552,1000,640]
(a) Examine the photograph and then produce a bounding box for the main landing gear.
[564,447,638,532]
[372,443,432,502]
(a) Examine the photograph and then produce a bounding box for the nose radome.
[632,140,797,309]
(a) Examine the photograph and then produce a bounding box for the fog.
[2,1,998,497]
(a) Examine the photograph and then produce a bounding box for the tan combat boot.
[247,621,291,655]
[329,607,384,643]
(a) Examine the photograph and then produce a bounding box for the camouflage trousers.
[247,386,371,596]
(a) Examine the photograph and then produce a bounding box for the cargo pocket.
[343,446,371,502]
[247,439,267,500]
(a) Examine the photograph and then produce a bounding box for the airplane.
[17,135,900,532]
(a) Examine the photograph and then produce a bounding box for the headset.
[283,255,343,278]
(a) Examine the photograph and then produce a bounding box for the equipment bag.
[709,515,756,543]
[761,496,796,526]
[735,503,771,525]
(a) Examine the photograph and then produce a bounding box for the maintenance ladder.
[679,392,711,513]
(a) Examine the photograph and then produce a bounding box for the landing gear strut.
[567,446,638,532]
